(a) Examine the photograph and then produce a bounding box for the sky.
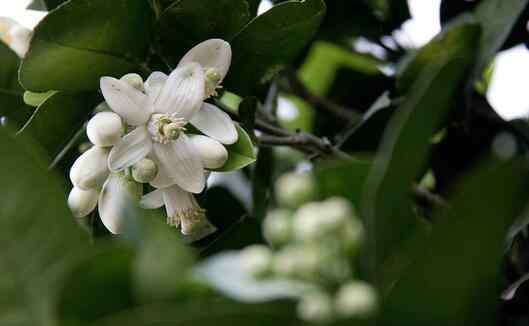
[1,0,529,120]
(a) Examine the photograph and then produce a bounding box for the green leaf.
[362,22,481,288]
[0,126,90,326]
[238,97,258,141]
[382,158,529,325]
[157,0,251,66]
[18,91,101,162]
[0,42,22,92]
[224,0,326,96]
[214,125,256,172]
[20,0,155,92]
[472,0,529,79]
[252,148,274,220]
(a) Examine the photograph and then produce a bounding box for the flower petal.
[140,189,165,209]
[190,103,238,144]
[189,135,228,169]
[178,39,232,81]
[145,71,168,105]
[98,174,142,234]
[154,62,205,119]
[68,187,99,218]
[69,146,109,190]
[108,126,152,172]
[100,77,151,125]
[150,134,205,193]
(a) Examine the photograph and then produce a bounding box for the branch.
[412,185,447,208]
[284,70,362,122]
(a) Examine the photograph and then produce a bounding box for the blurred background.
[3,0,529,120]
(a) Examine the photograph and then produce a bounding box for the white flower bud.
[240,245,273,278]
[320,197,353,229]
[189,135,228,169]
[67,187,99,218]
[263,209,292,246]
[292,202,326,241]
[273,245,321,280]
[69,146,110,190]
[275,172,316,209]
[297,292,334,323]
[86,112,124,147]
[120,73,144,92]
[335,282,377,319]
[131,158,158,183]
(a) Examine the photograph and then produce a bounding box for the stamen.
[147,113,187,144]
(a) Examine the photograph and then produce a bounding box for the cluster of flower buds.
[68,39,239,240]
[240,171,377,323]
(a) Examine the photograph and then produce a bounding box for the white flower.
[275,171,316,208]
[0,17,32,57]
[263,209,292,246]
[140,184,216,240]
[100,39,238,194]
[68,187,99,218]
[335,281,377,318]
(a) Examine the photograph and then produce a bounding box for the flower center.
[205,68,222,98]
[147,113,187,144]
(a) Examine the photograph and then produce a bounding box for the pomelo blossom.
[100,38,238,195]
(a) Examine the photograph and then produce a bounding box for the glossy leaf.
[158,0,251,66]
[225,0,326,96]
[18,91,101,161]
[20,0,155,92]
[214,125,256,172]
[362,22,481,287]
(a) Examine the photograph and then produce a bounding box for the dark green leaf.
[238,97,258,141]
[214,125,256,172]
[225,0,326,96]
[157,0,251,66]
[362,22,481,288]
[0,126,90,326]
[18,91,100,161]
[252,148,274,220]
[0,42,22,92]
[382,158,529,326]
[20,0,155,92]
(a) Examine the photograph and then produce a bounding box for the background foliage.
[2,0,529,325]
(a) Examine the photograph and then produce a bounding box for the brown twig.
[284,70,362,122]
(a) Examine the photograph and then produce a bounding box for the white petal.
[98,174,142,234]
[161,185,192,227]
[178,39,232,81]
[108,127,152,172]
[189,135,228,169]
[154,63,205,119]
[68,187,99,218]
[150,134,205,193]
[100,77,151,126]
[140,189,165,209]
[190,103,238,144]
[86,111,124,147]
[69,146,110,190]
[145,71,168,104]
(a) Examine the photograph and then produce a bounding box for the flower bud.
[120,73,144,92]
[67,187,99,218]
[69,146,110,190]
[335,282,377,319]
[131,158,158,183]
[320,197,353,229]
[240,245,273,278]
[273,244,321,280]
[189,135,228,169]
[263,209,292,246]
[297,291,334,323]
[275,172,316,209]
[86,112,124,147]
[292,202,326,241]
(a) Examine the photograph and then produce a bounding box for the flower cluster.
[241,171,377,323]
[68,39,238,240]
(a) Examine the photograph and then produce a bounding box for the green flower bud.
[240,245,273,278]
[275,172,316,209]
[335,282,377,319]
[297,291,334,323]
[263,209,292,246]
[131,158,158,183]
